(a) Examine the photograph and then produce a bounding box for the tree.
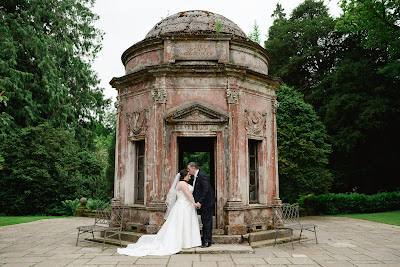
[0,86,13,138]
[93,108,117,198]
[337,0,400,79]
[0,124,108,215]
[310,33,400,193]
[0,87,12,170]
[265,0,400,194]
[265,0,337,93]
[0,0,109,147]
[277,85,333,203]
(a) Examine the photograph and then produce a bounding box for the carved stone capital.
[226,89,241,104]
[125,109,149,137]
[271,97,279,114]
[244,109,267,136]
[115,100,123,114]
[151,88,167,104]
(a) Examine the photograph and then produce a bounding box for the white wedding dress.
[117,185,201,256]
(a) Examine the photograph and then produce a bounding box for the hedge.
[298,191,400,215]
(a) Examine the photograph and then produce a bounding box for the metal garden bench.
[272,203,318,249]
[76,205,124,251]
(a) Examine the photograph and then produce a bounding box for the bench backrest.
[272,203,300,227]
[94,205,124,229]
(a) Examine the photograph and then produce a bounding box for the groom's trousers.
[200,205,213,243]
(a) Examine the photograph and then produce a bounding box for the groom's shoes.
[201,242,211,248]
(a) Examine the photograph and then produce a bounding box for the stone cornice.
[110,64,283,89]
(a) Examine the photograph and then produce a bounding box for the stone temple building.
[110,10,283,235]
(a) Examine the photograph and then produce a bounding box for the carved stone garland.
[125,109,149,136]
[244,109,267,136]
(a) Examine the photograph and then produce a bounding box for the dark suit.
[193,170,215,244]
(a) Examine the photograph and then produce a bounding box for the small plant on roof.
[215,19,223,34]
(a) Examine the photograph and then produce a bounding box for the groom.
[187,162,215,248]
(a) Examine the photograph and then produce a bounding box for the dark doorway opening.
[178,137,216,215]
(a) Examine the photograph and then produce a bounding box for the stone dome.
[145,10,247,39]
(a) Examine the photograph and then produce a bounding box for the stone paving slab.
[0,216,399,266]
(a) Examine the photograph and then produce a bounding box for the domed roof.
[145,10,247,39]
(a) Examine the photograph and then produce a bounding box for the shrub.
[298,191,400,215]
[0,124,108,215]
[86,198,108,210]
[62,199,81,216]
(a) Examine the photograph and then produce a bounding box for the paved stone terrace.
[1,216,399,266]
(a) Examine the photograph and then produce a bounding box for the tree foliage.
[0,124,109,215]
[266,0,400,194]
[310,33,400,193]
[277,85,333,203]
[265,0,337,92]
[0,0,109,146]
[337,0,400,78]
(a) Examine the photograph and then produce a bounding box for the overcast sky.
[92,0,342,103]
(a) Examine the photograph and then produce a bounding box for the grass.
[334,210,400,226]
[0,216,71,227]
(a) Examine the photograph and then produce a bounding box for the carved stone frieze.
[226,89,241,104]
[125,109,149,136]
[151,88,167,103]
[244,109,267,136]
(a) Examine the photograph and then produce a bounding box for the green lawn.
[0,216,71,227]
[335,210,400,226]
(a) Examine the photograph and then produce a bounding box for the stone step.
[101,229,297,248]
[125,223,224,235]
[103,231,249,244]
[248,229,290,242]
[250,235,304,248]
[88,237,253,254]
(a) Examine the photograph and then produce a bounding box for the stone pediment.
[165,103,228,125]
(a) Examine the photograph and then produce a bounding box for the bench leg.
[102,231,106,251]
[118,232,122,248]
[290,229,294,250]
[299,229,303,244]
[314,226,318,244]
[76,230,80,246]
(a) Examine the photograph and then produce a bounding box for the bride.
[117,169,202,256]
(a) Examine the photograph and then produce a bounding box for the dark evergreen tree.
[277,85,333,203]
[0,0,109,147]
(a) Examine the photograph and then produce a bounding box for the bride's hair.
[179,169,189,181]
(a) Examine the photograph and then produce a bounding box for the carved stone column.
[270,96,280,204]
[146,76,168,233]
[224,78,246,235]
[114,99,122,200]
